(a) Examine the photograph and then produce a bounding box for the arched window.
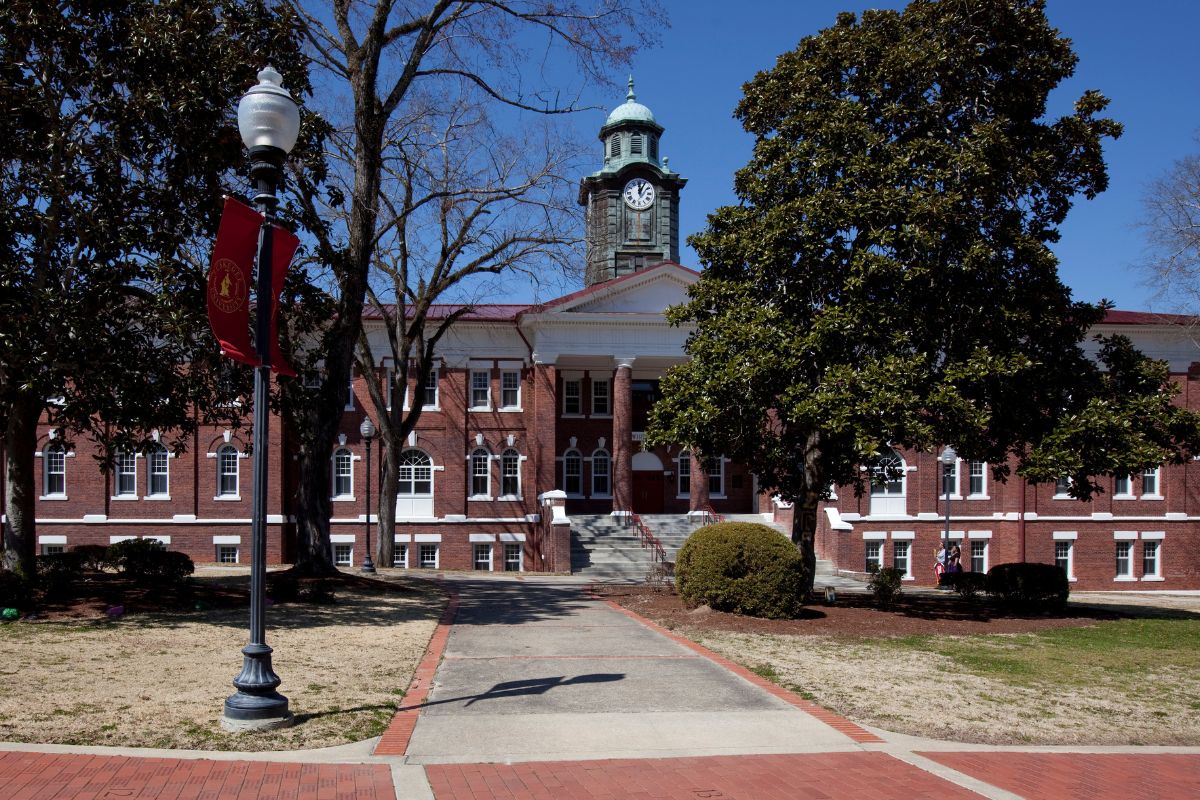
[217,444,239,497]
[399,449,433,495]
[332,448,353,498]
[470,447,491,498]
[501,449,520,497]
[869,448,906,516]
[592,449,610,496]
[114,450,137,497]
[148,444,169,497]
[563,449,582,495]
[43,443,66,497]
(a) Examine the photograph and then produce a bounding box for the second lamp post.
[360,417,376,573]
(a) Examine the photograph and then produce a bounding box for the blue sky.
[559,0,1199,311]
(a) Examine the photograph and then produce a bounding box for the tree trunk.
[290,394,340,576]
[789,493,821,597]
[376,436,398,567]
[3,393,42,578]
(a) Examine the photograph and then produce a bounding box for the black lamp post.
[222,66,300,732]
[938,445,957,586]
[360,417,376,573]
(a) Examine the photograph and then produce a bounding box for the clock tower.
[579,78,687,286]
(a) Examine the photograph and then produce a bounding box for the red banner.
[268,224,299,377]
[207,197,261,366]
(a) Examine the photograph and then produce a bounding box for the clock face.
[623,178,655,210]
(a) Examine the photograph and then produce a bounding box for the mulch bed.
[595,585,1128,637]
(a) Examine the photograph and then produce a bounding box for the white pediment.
[554,263,697,315]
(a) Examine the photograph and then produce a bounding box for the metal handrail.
[631,513,666,563]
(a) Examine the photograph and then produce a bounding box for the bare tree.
[1140,150,1200,317]
[282,1,661,574]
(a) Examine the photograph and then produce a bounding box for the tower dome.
[605,76,656,127]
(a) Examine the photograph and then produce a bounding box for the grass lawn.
[0,571,443,751]
[693,613,1200,745]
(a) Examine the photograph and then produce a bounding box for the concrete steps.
[570,514,656,582]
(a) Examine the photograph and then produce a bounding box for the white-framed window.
[148,444,169,497]
[217,545,239,564]
[501,449,520,497]
[332,448,353,498]
[1114,474,1133,498]
[1142,540,1161,579]
[968,461,987,497]
[217,444,240,497]
[1115,541,1133,580]
[386,366,395,410]
[470,448,491,498]
[562,449,583,495]
[869,448,907,515]
[470,370,491,410]
[504,543,522,572]
[334,544,353,566]
[865,541,883,573]
[473,543,493,571]
[592,449,611,496]
[1054,476,1072,498]
[970,540,988,573]
[344,373,356,410]
[397,449,434,518]
[43,443,67,497]
[707,457,724,497]
[419,543,439,569]
[115,450,137,497]
[563,379,581,415]
[892,540,911,578]
[422,367,439,409]
[501,370,521,409]
[591,379,610,415]
[678,452,691,497]
[941,459,959,498]
[42,544,65,555]
[1141,467,1162,498]
[1054,538,1075,580]
[394,544,409,568]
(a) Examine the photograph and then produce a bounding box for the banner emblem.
[208,257,248,315]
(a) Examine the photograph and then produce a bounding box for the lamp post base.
[220,707,295,732]
[361,558,376,574]
[222,643,291,730]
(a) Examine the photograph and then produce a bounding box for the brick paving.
[0,751,393,800]
[921,751,1200,800]
[425,752,984,799]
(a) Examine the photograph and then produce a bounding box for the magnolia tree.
[647,0,1200,592]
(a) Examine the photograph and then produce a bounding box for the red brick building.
[8,87,1200,590]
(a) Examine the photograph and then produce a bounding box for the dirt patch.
[596,585,1128,637]
[0,570,444,751]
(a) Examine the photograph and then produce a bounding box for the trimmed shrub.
[0,570,33,611]
[986,562,1069,612]
[868,566,904,609]
[38,551,86,599]
[674,522,807,619]
[941,571,987,600]
[156,551,195,584]
[72,544,112,572]
[106,538,193,587]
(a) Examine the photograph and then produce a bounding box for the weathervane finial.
[627,75,636,102]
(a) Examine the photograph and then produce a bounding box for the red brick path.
[426,752,983,799]
[0,751,393,799]
[921,751,1200,800]
[374,582,460,756]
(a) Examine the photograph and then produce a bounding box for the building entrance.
[631,451,665,514]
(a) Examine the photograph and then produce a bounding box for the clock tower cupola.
[579,78,687,286]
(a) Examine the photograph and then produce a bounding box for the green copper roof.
[604,76,656,127]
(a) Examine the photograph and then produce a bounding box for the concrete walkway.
[3,573,1200,799]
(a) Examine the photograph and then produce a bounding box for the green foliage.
[674,522,807,619]
[0,571,33,611]
[986,563,1069,612]
[648,0,1200,595]
[71,545,112,572]
[105,539,193,587]
[37,551,86,599]
[941,571,988,601]
[867,566,904,610]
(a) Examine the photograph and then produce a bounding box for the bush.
[38,551,86,599]
[868,566,904,609]
[674,522,807,619]
[72,544,112,572]
[941,571,987,600]
[986,562,1069,612]
[106,538,193,587]
[0,570,33,611]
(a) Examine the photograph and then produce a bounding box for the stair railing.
[631,513,666,563]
